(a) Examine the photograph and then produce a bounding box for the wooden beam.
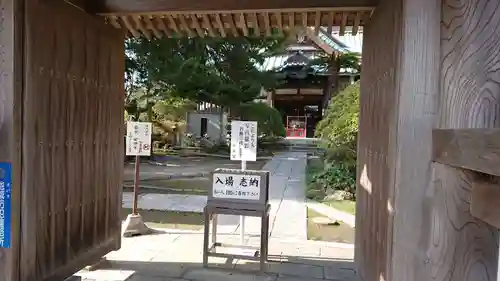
[202,14,216,37]
[214,13,227,37]
[352,11,361,35]
[263,12,271,36]
[471,181,500,229]
[119,16,140,37]
[178,14,194,37]
[96,0,377,15]
[190,14,205,37]
[252,13,260,36]
[301,12,307,28]
[239,13,249,36]
[165,14,181,36]
[432,128,500,176]
[143,16,162,38]
[288,12,295,29]
[339,12,347,35]
[107,16,121,28]
[155,16,173,37]
[132,16,152,39]
[275,12,283,34]
[314,11,321,34]
[227,14,239,37]
[327,11,334,34]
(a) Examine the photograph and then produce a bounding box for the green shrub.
[311,82,360,197]
[234,102,286,137]
[315,83,359,150]
[312,162,356,195]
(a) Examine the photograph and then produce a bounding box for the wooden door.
[20,1,125,280]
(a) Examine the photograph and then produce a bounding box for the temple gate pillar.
[0,0,24,279]
[0,0,125,280]
[428,1,500,280]
[358,0,500,280]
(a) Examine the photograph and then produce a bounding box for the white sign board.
[126,121,152,156]
[230,121,257,161]
[212,173,261,200]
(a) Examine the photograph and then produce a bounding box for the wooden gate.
[19,0,125,280]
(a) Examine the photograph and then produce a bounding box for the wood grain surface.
[356,0,402,280]
[470,181,500,229]
[388,0,441,280]
[429,0,500,280]
[19,1,124,280]
[98,0,377,14]
[0,0,24,279]
[433,128,500,176]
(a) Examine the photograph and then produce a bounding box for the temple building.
[258,27,362,138]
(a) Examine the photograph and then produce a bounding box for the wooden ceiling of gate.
[104,10,372,39]
[93,0,376,39]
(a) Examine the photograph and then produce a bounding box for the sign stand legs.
[133,155,140,214]
[122,155,152,237]
[202,203,270,273]
[240,160,246,245]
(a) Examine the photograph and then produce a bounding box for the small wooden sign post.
[123,121,153,237]
[202,168,270,272]
[230,121,258,244]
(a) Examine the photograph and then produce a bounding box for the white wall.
[186,112,225,142]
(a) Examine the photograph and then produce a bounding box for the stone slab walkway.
[214,152,308,239]
[123,152,309,240]
[73,231,357,281]
[71,152,359,281]
[122,192,207,213]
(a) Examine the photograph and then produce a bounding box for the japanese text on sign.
[230,121,257,161]
[212,173,260,200]
[126,121,152,156]
[0,162,12,248]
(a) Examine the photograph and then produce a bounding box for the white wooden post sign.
[230,121,257,162]
[126,121,152,156]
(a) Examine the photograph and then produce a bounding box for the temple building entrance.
[276,101,322,138]
[258,28,360,138]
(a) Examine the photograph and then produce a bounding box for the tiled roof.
[258,52,325,72]
[330,28,364,54]
[257,27,363,74]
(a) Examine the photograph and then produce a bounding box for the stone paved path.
[215,152,308,239]
[122,192,207,213]
[71,152,358,281]
[124,152,309,240]
[73,231,357,281]
[264,152,308,239]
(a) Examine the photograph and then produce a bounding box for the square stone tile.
[183,268,275,281]
[233,260,274,272]
[319,246,354,260]
[324,266,357,281]
[107,260,189,279]
[75,269,135,281]
[106,248,159,262]
[151,249,203,264]
[125,273,187,281]
[277,276,325,281]
[268,262,324,279]
[269,241,321,258]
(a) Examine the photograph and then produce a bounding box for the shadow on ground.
[73,255,357,281]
